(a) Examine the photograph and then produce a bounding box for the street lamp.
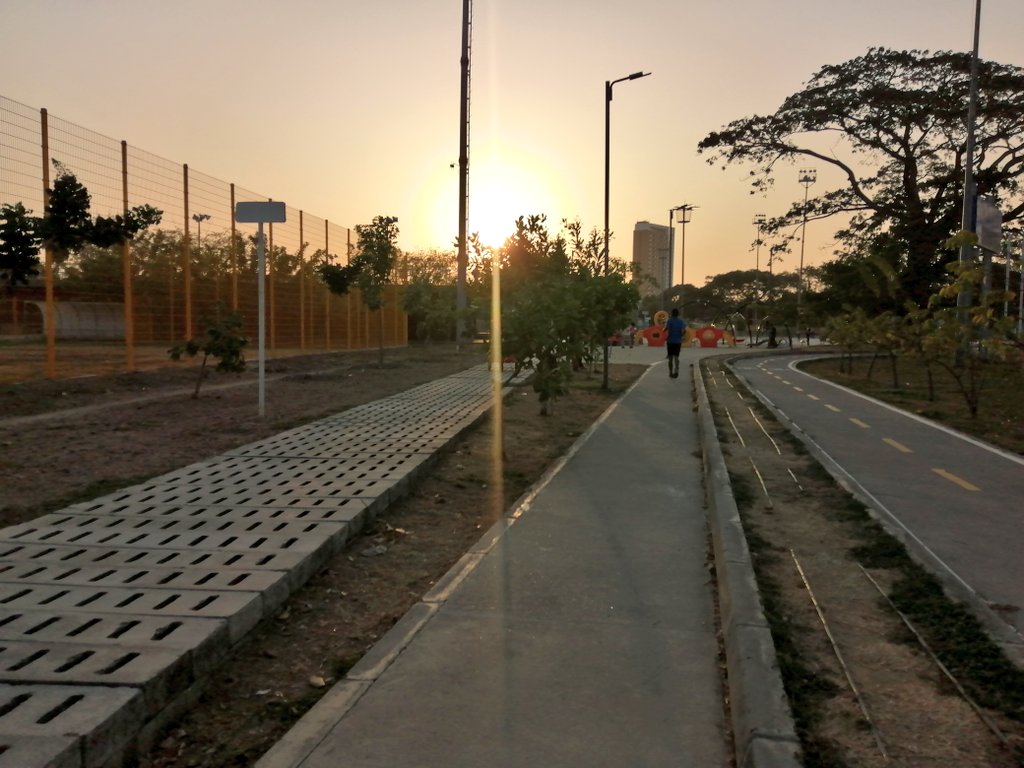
[797,169,816,324]
[957,0,982,317]
[192,213,212,300]
[603,69,650,389]
[752,213,766,273]
[668,204,695,311]
[192,212,211,252]
[751,213,766,344]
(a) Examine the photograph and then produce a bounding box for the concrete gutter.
[693,362,803,768]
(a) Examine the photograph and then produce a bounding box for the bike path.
[731,353,1024,656]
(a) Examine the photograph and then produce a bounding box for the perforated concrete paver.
[0,684,143,768]
[66,499,372,524]
[0,610,230,674]
[92,477,390,508]
[1,524,336,555]
[0,540,313,573]
[0,639,193,713]
[0,561,290,605]
[32,511,352,542]
[0,584,263,642]
[0,364,515,766]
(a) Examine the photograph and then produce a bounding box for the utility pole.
[456,0,472,349]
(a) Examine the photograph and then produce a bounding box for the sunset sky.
[2,0,1022,285]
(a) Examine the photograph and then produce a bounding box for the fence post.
[121,140,135,371]
[40,108,57,379]
[299,210,306,350]
[324,219,331,349]
[268,206,276,353]
[230,183,238,310]
[346,227,353,350]
[182,163,192,339]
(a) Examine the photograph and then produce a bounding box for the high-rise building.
[632,221,670,297]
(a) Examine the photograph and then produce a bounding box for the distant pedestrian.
[766,321,778,349]
[665,308,686,378]
[627,323,637,348]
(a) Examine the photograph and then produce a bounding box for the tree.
[318,215,400,366]
[699,48,1024,306]
[0,202,42,291]
[922,252,1018,418]
[35,161,162,267]
[499,216,639,413]
[400,249,458,343]
[168,309,248,399]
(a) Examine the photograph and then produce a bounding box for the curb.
[693,362,803,768]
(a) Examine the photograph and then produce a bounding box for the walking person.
[665,308,686,378]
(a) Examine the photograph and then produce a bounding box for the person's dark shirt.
[666,316,686,344]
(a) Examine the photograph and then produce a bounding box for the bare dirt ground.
[0,345,646,767]
[703,356,1024,768]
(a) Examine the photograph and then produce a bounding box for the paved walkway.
[258,346,734,768]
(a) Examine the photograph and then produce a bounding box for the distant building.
[632,221,670,297]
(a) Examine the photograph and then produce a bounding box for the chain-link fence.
[1,95,408,383]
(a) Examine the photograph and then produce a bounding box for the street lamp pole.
[192,213,210,249]
[751,213,766,344]
[797,169,816,324]
[603,69,650,389]
[669,204,695,312]
[957,0,983,316]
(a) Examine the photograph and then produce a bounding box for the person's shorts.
[666,343,682,357]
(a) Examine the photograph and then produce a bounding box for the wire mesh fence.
[0,95,408,384]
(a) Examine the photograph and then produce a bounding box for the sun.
[413,146,573,253]
[467,152,559,248]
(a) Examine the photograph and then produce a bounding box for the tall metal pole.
[603,81,612,278]
[666,207,675,298]
[456,0,471,349]
[751,214,765,344]
[667,203,688,306]
[257,221,266,417]
[1003,240,1010,318]
[957,0,983,314]
[603,71,650,389]
[603,79,612,389]
[677,205,694,313]
[679,212,687,311]
[1018,237,1023,337]
[797,169,816,324]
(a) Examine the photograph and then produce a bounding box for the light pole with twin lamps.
[751,213,766,344]
[797,169,816,324]
[670,204,695,311]
[602,69,650,389]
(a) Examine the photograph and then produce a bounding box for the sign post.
[234,201,287,416]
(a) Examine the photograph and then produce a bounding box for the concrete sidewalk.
[259,348,732,767]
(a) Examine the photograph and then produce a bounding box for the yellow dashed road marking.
[883,438,912,454]
[850,418,870,429]
[933,468,980,492]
